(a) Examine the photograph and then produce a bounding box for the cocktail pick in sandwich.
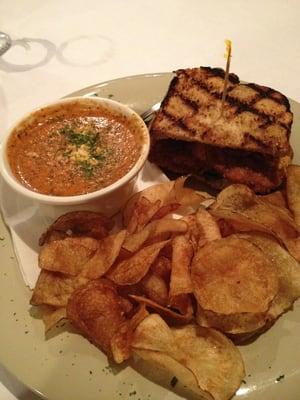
[220,39,232,116]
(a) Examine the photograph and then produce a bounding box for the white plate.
[0,73,299,400]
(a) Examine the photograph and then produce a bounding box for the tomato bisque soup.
[7,100,145,196]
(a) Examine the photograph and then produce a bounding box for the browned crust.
[149,139,290,194]
[150,67,292,157]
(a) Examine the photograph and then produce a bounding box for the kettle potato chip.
[196,207,221,247]
[150,203,180,221]
[141,272,169,306]
[107,240,170,285]
[123,177,210,229]
[211,184,300,261]
[123,181,174,227]
[123,218,187,253]
[168,176,211,210]
[110,304,149,363]
[129,295,193,324]
[126,196,162,234]
[39,210,113,245]
[80,230,127,279]
[150,255,171,281]
[237,233,300,319]
[42,306,67,332]
[191,236,279,334]
[169,235,193,300]
[196,305,268,335]
[286,164,300,226]
[191,236,278,314]
[132,314,245,400]
[30,270,88,307]
[39,237,99,276]
[66,279,129,356]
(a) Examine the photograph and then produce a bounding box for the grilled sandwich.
[149,67,293,193]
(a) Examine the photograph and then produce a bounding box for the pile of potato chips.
[31,166,300,400]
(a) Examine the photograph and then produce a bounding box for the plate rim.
[66,71,173,98]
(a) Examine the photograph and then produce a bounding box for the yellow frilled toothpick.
[220,39,232,116]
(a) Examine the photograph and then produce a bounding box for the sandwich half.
[149,67,293,193]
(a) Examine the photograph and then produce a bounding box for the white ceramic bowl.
[0,97,150,214]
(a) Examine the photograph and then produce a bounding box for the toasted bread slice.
[150,67,293,157]
[149,67,293,193]
[149,138,291,193]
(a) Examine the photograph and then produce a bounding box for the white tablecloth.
[1,0,300,398]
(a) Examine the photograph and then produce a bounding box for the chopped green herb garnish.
[60,126,97,147]
[276,374,285,382]
[79,160,94,178]
[170,376,178,387]
[58,124,112,178]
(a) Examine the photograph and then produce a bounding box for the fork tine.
[140,102,161,124]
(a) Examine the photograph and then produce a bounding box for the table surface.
[1,0,300,398]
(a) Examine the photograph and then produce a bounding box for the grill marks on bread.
[151,68,292,157]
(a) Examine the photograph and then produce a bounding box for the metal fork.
[0,32,12,56]
[140,101,161,124]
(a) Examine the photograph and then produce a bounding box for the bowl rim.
[0,96,150,205]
